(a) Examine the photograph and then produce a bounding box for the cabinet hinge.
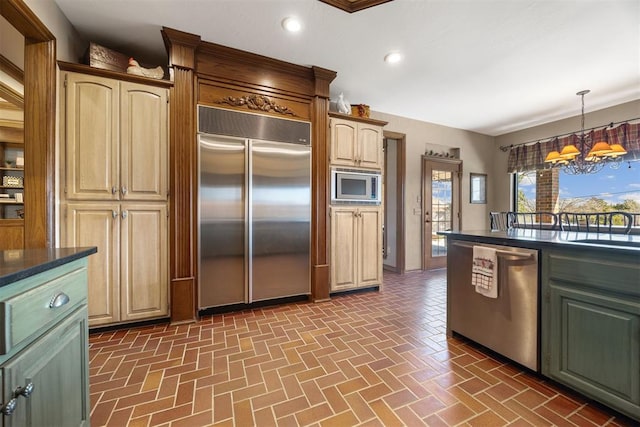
[63,74,67,88]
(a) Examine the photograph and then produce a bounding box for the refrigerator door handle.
[246,139,253,304]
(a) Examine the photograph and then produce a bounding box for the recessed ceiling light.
[384,52,403,64]
[282,17,302,33]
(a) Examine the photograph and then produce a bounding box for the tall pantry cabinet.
[59,63,170,327]
[328,112,386,293]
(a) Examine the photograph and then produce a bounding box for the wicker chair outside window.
[509,212,559,230]
[559,211,633,234]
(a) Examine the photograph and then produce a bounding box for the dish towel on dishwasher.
[472,246,498,298]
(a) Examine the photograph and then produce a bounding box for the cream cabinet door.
[358,124,383,170]
[357,207,382,287]
[120,204,168,321]
[64,203,120,326]
[330,207,358,290]
[120,83,168,201]
[330,118,383,170]
[330,119,358,167]
[64,73,119,201]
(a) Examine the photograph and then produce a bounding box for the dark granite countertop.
[440,229,640,254]
[0,247,97,288]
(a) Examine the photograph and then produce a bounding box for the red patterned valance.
[507,122,640,173]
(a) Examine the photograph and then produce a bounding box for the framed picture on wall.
[470,173,486,204]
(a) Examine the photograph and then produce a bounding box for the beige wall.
[492,100,640,212]
[24,0,85,63]
[0,15,24,68]
[0,16,24,125]
[370,111,495,271]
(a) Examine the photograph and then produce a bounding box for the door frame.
[422,156,461,270]
[1,0,57,248]
[382,131,406,274]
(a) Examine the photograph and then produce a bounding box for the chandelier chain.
[580,93,585,137]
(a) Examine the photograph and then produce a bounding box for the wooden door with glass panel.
[422,158,461,270]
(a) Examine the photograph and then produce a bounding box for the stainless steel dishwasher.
[448,240,539,371]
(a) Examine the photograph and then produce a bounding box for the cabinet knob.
[121,186,128,196]
[122,210,128,220]
[1,398,16,416]
[49,292,70,309]
[112,186,117,195]
[112,210,118,219]
[15,382,34,398]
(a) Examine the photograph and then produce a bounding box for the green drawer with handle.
[0,266,87,354]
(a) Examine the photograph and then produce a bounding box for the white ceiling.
[53,0,640,136]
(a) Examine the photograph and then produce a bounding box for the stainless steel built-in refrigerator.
[198,106,311,310]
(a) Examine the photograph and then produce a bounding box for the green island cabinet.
[541,246,640,420]
[0,252,92,426]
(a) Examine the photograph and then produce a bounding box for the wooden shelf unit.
[0,138,25,224]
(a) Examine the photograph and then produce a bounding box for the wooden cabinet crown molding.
[329,111,388,127]
[197,40,314,83]
[161,27,336,100]
[312,66,337,99]
[162,27,201,70]
[58,61,173,88]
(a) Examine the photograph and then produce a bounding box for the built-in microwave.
[331,168,381,204]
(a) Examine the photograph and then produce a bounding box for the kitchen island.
[441,229,640,421]
[0,247,96,425]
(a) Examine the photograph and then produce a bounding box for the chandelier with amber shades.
[544,90,627,174]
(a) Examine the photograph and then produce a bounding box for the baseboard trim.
[89,317,170,334]
[330,285,379,298]
[198,294,310,316]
